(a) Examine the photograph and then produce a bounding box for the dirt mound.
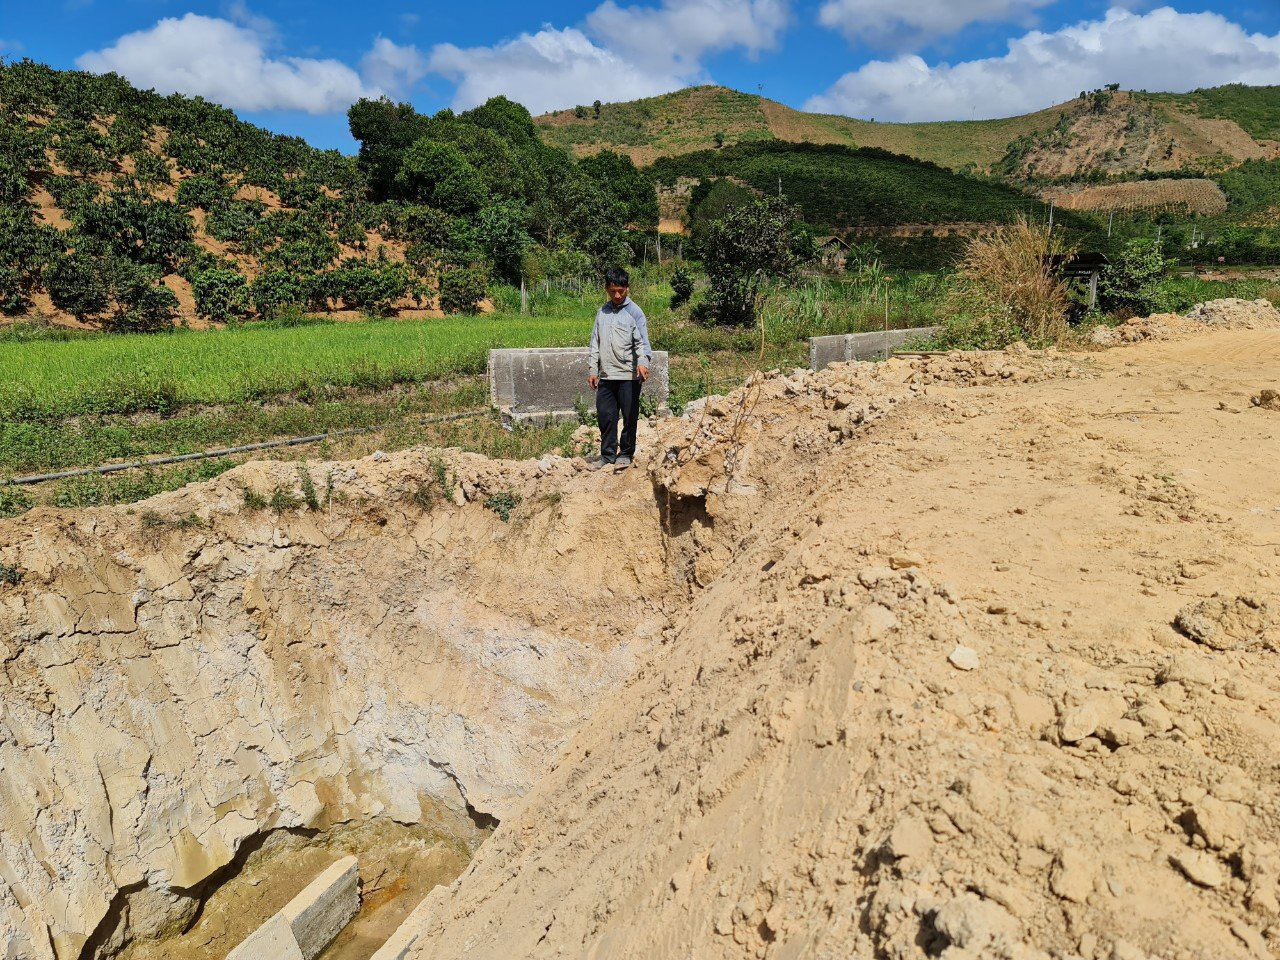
[397,324,1280,960]
[1185,298,1280,329]
[1092,297,1280,345]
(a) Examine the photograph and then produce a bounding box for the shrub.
[46,248,106,319]
[50,253,179,332]
[251,269,311,319]
[0,206,63,314]
[938,218,1072,348]
[1098,239,1169,315]
[439,267,487,314]
[177,175,233,211]
[74,194,194,271]
[670,266,694,308]
[326,261,411,315]
[700,197,801,326]
[207,200,265,247]
[191,268,251,323]
[131,150,172,185]
[103,262,179,332]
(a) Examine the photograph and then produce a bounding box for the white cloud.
[806,6,1280,122]
[429,27,685,114]
[587,0,788,74]
[76,14,426,114]
[429,0,790,113]
[361,36,429,94]
[817,0,1053,46]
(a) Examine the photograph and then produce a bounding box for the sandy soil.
[400,307,1280,959]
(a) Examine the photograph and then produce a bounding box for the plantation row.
[651,142,1049,231]
[0,60,658,329]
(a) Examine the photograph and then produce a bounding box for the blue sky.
[7,1,1280,150]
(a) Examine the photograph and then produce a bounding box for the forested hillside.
[0,60,654,330]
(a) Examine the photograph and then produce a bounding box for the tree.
[395,140,488,213]
[593,99,602,119]
[1097,238,1168,315]
[578,150,658,227]
[475,200,532,284]
[348,97,432,201]
[699,197,801,326]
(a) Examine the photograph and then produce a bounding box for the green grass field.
[0,313,593,422]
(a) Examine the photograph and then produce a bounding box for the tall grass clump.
[934,218,1073,349]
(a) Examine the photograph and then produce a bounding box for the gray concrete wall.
[489,348,669,424]
[227,856,359,960]
[809,327,940,372]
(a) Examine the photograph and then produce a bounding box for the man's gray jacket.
[588,297,653,380]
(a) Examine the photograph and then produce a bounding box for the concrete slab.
[225,856,359,960]
[226,912,304,960]
[281,856,360,960]
[809,327,940,372]
[488,348,669,424]
[368,893,437,960]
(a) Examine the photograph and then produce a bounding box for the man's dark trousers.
[596,378,641,461]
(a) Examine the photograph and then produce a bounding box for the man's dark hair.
[604,267,630,288]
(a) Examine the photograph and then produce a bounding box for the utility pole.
[777,176,782,198]
[520,277,528,314]
[1107,210,1115,238]
[1048,201,1055,234]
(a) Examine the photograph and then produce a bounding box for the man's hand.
[588,374,599,389]
[637,364,650,382]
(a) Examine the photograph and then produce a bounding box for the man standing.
[587,267,652,470]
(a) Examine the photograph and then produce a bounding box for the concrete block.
[281,856,360,960]
[225,856,359,960]
[368,893,437,960]
[488,348,669,424]
[226,912,304,960]
[809,327,940,372]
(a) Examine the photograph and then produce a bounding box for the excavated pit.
[7,299,1280,960]
[0,447,683,960]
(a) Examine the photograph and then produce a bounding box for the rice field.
[0,312,592,421]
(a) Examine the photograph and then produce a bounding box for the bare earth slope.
[406,320,1280,958]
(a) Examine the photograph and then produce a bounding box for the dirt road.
[405,325,1280,959]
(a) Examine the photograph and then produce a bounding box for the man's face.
[606,283,628,307]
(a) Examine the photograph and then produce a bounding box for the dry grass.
[941,217,1074,347]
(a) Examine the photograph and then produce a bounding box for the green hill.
[536,84,1280,179]
[649,141,1044,231]
[0,60,652,330]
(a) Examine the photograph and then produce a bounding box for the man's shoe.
[586,456,614,471]
[614,456,633,469]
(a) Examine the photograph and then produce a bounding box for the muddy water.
[118,805,486,960]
